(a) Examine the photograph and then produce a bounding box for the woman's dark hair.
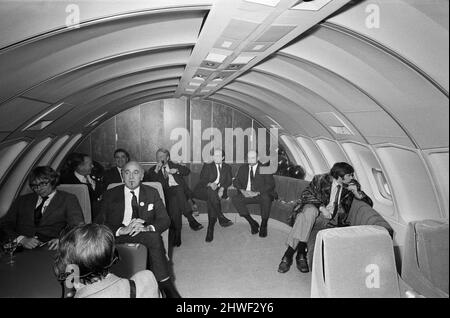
[28,166,59,188]
[114,149,130,161]
[330,162,354,179]
[54,224,116,284]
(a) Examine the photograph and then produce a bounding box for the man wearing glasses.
[0,166,84,250]
[277,162,373,274]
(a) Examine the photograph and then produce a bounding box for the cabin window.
[315,138,349,167]
[0,138,52,217]
[296,136,329,175]
[50,134,83,170]
[280,135,314,179]
[372,168,392,200]
[0,141,29,183]
[37,135,70,166]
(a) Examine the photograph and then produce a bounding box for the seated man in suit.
[103,148,130,189]
[60,153,103,220]
[231,150,276,238]
[96,161,180,298]
[278,162,373,274]
[0,166,84,250]
[193,149,234,243]
[144,148,203,248]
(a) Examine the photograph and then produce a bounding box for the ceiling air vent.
[315,112,354,136]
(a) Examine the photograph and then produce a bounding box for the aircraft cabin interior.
[0,0,448,299]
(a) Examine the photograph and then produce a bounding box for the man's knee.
[141,232,164,248]
[302,204,319,217]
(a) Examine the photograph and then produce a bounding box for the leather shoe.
[219,216,233,227]
[278,256,293,273]
[250,221,259,235]
[296,253,309,273]
[259,225,267,238]
[205,228,214,242]
[189,219,204,231]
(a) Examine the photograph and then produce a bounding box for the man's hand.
[21,237,41,249]
[218,187,224,198]
[168,168,178,175]
[208,182,218,191]
[155,162,163,173]
[347,184,363,199]
[47,238,59,251]
[242,190,259,198]
[319,206,332,219]
[118,219,147,237]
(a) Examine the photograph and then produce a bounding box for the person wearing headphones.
[54,223,160,298]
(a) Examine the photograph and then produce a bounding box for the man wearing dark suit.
[193,149,234,242]
[96,161,180,298]
[0,166,84,250]
[278,162,373,274]
[103,148,130,189]
[231,150,276,238]
[144,148,203,248]
[60,153,103,220]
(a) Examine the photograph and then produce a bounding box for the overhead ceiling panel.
[280,26,448,149]
[0,10,205,104]
[23,48,192,103]
[0,97,50,132]
[326,0,449,92]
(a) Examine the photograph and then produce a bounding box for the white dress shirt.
[246,164,258,191]
[164,164,178,187]
[74,171,96,190]
[214,164,221,184]
[326,179,343,211]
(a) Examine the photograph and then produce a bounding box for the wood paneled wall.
[76,98,268,189]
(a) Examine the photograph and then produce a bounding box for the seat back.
[273,175,309,203]
[111,243,148,279]
[402,219,449,298]
[311,225,400,298]
[57,184,91,223]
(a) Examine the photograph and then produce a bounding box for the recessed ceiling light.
[244,0,281,7]
[252,44,266,51]
[213,77,224,82]
[189,82,201,87]
[186,88,196,92]
[233,54,256,64]
[201,89,211,93]
[23,102,64,131]
[193,75,206,81]
[221,41,233,49]
[85,112,108,127]
[207,83,218,87]
[205,52,229,63]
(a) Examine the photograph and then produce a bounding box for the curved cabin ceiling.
[0,0,448,153]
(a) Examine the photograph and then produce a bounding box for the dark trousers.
[116,231,169,282]
[165,185,193,244]
[231,192,273,220]
[193,186,222,225]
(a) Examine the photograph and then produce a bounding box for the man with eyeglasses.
[0,166,84,250]
[277,162,373,274]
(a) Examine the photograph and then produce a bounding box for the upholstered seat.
[401,219,449,298]
[311,225,412,298]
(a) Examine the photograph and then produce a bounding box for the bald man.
[231,150,276,238]
[96,161,180,298]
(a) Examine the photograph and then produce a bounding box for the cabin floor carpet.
[171,220,311,298]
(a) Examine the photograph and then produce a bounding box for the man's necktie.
[130,191,139,219]
[332,184,342,218]
[162,166,168,179]
[34,196,49,226]
[83,176,94,192]
[250,166,255,191]
[216,164,221,187]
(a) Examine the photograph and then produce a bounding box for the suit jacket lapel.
[115,186,126,223]
[138,187,147,219]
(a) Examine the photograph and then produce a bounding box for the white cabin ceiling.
[0,0,448,151]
